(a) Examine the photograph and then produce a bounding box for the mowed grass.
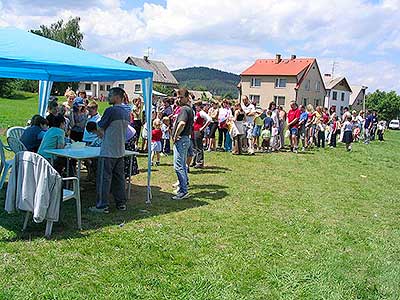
[1,93,400,299]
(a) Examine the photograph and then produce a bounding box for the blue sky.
[0,0,400,92]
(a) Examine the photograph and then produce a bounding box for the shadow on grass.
[0,181,229,241]
[6,93,33,100]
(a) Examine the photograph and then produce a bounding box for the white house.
[323,74,352,116]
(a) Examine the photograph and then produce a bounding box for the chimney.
[291,54,297,60]
[275,54,282,64]
[144,55,149,62]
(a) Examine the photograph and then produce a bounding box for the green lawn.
[1,93,400,299]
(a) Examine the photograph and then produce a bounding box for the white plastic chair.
[7,137,27,154]
[0,139,13,190]
[10,152,81,237]
[6,126,25,139]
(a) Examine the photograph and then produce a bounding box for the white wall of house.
[78,80,143,98]
[324,89,351,116]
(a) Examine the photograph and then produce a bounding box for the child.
[161,116,171,155]
[342,116,354,151]
[260,128,271,152]
[377,121,385,141]
[317,121,326,148]
[329,116,338,148]
[151,119,162,166]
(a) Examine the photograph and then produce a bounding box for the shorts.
[151,141,162,152]
[209,122,218,138]
[187,139,194,157]
[252,125,261,137]
[290,127,298,136]
[245,123,254,139]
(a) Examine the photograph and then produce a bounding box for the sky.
[0,0,400,92]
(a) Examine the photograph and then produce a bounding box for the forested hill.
[172,67,240,98]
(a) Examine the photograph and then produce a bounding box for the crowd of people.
[17,86,385,205]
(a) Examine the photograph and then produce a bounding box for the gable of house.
[349,85,368,106]
[125,56,179,86]
[324,77,352,93]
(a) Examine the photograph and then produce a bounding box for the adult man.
[287,101,301,153]
[171,88,194,200]
[82,100,101,144]
[364,110,374,144]
[241,95,256,154]
[192,100,212,168]
[90,87,130,213]
[298,105,308,151]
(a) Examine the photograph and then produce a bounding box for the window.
[274,96,286,106]
[251,78,261,87]
[303,98,307,106]
[250,95,260,104]
[305,80,310,91]
[85,83,91,90]
[275,78,287,88]
[135,84,141,92]
[332,91,337,100]
[341,92,345,101]
[106,85,111,91]
[315,99,320,107]
[315,81,321,91]
[118,84,125,89]
[99,85,105,91]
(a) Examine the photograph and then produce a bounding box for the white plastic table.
[45,147,138,199]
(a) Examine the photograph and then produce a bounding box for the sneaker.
[301,147,305,152]
[172,180,180,188]
[172,192,190,200]
[174,187,181,194]
[117,204,127,211]
[194,164,204,169]
[89,206,110,214]
[155,161,160,166]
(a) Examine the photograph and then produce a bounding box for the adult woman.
[305,104,315,148]
[63,90,76,110]
[20,115,48,152]
[278,106,286,149]
[131,97,143,140]
[269,101,280,150]
[207,101,219,151]
[231,101,245,155]
[217,99,232,151]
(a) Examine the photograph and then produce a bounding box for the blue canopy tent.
[0,27,153,203]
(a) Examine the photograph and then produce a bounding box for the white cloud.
[0,0,399,92]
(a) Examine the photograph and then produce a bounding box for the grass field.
[1,93,400,299]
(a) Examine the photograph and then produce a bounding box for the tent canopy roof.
[0,27,152,82]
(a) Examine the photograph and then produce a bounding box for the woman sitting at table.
[20,115,48,152]
[38,115,67,174]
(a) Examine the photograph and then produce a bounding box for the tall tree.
[31,17,84,49]
[366,90,400,121]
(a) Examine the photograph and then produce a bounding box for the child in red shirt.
[151,119,162,166]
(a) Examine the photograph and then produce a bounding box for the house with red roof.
[240,54,326,110]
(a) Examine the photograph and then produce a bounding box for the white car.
[389,119,400,130]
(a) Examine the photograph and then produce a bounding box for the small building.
[240,54,326,110]
[349,85,368,112]
[78,56,179,99]
[323,74,352,116]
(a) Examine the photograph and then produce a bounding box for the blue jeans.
[173,136,190,194]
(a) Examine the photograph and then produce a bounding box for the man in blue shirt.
[364,110,374,144]
[90,87,130,213]
[298,105,309,151]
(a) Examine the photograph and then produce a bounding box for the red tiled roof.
[241,58,315,76]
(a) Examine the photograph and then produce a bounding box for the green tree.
[366,90,400,120]
[0,79,17,97]
[31,17,84,49]
[153,83,175,96]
